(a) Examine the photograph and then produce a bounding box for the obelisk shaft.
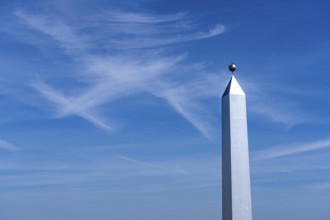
[222,76,252,220]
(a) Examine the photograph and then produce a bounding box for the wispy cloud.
[0,140,17,151]
[8,8,317,137]
[32,79,113,131]
[242,79,314,128]
[15,10,224,51]
[106,23,225,49]
[85,11,225,49]
[0,148,219,192]
[15,10,90,53]
[11,9,225,138]
[115,154,189,175]
[253,138,330,160]
[153,85,214,139]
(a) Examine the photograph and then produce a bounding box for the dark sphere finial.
[229,63,236,74]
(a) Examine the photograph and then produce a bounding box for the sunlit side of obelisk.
[222,64,252,220]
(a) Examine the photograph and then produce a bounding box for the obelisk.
[222,64,252,220]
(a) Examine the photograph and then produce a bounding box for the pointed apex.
[222,76,245,97]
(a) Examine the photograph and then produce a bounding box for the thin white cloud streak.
[252,157,330,174]
[86,11,225,49]
[115,154,189,175]
[105,11,188,23]
[146,72,223,138]
[106,24,225,49]
[15,10,90,54]
[15,10,224,50]
[32,54,218,137]
[0,140,17,151]
[0,152,219,192]
[243,79,314,127]
[13,10,224,138]
[155,88,213,139]
[32,79,113,131]
[253,138,330,160]
[31,55,185,132]
[250,97,310,128]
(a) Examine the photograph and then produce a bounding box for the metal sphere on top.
[229,63,236,74]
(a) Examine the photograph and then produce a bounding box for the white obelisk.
[222,64,252,220]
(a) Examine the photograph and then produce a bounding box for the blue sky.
[0,0,330,219]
